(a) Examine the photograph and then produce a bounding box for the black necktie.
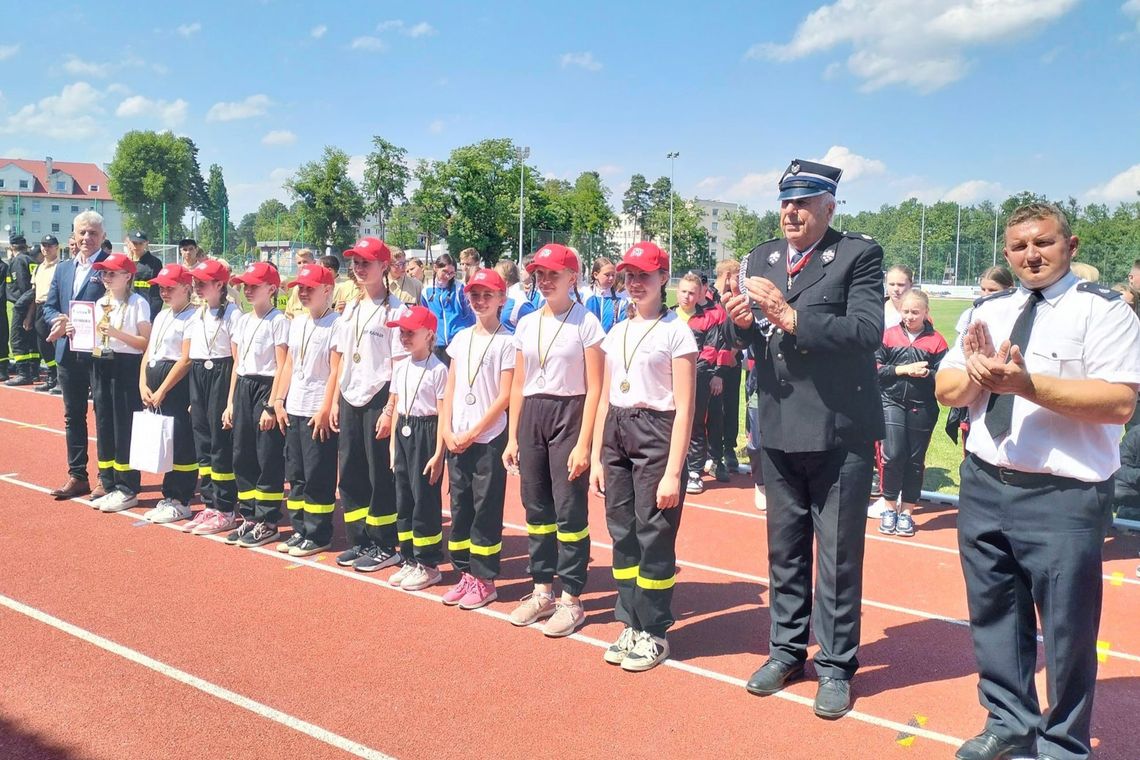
[984,289,1044,439]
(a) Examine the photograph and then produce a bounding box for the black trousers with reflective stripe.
[145,361,198,504]
[189,358,236,512]
[92,352,143,495]
[8,303,38,372]
[447,429,507,580]
[602,406,683,637]
[686,368,713,474]
[958,456,1111,760]
[518,394,591,596]
[337,386,397,550]
[232,374,284,523]
[284,413,339,545]
[34,306,56,376]
[761,443,873,680]
[394,414,443,567]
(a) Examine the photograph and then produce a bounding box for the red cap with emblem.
[230,261,281,287]
[385,305,438,332]
[616,241,669,272]
[343,237,391,263]
[525,244,579,274]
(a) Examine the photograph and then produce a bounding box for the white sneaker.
[89,492,113,510]
[703,458,715,474]
[754,485,767,512]
[621,631,670,672]
[389,562,416,587]
[98,490,139,513]
[867,496,888,519]
[145,498,191,523]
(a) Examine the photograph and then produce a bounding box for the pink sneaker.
[191,509,237,536]
[458,576,497,610]
[181,508,216,533]
[441,573,474,606]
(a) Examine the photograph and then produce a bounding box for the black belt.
[969,454,1087,489]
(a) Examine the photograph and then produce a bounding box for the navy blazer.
[42,251,108,364]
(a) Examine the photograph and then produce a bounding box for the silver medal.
[204,359,214,370]
[148,360,156,368]
[464,392,477,405]
[536,375,546,389]
[401,424,412,437]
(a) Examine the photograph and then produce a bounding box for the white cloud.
[377,20,404,32]
[816,145,886,183]
[1,146,34,159]
[375,19,436,37]
[1126,0,1140,29]
[1085,163,1140,204]
[0,82,104,140]
[206,94,272,121]
[115,95,188,128]
[62,56,112,78]
[749,0,1079,92]
[595,164,623,177]
[261,129,297,146]
[428,119,445,134]
[696,176,727,194]
[718,146,884,206]
[346,155,366,185]
[311,24,328,39]
[0,45,20,61]
[560,51,602,71]
[724,170,785,206]
[942,179,1004,204]
[350,36,387,52]
[177,22,202,38]
[229,167,294,218]
[407,22,436,37]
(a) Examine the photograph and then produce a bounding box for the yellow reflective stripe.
[636,573,676,591]
[135,282,151,288]
[286,499,305,511]
[343,507,368,523]
[304,502,335,514]
[238,489,257,500]
[44,361,57,368]
[210,471,236,481]
[11,353,40,361]
[413,532,443,547]
[199,465,213,477]
[526,522,557,535]
[448,539,471,552]
[254,490,284,500]
[97,459,114,470]
[612,565,638,581]
[366,512,397,527]
[172,463,199,473]
[469,542,501,556]
[556,526,590,542]
[398,530,414,542]
[112,461,132,472]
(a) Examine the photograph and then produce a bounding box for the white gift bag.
[129,410,174,474]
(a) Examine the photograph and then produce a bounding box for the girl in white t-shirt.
[222,262,289,548]
[440,268,516,609]
[89,253,152,514]
[590,241,697,672]
[270,264,343,557]
[386,305,448,591]
[504,244,605,637]
[139,264,200,523]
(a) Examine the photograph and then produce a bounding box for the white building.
[0,157,122,245]
[694,198,740,262]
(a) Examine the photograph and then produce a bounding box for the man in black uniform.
[0,234,11,381]
[724,159,884,719]
[6,233,41,385]
[125,230,164,318]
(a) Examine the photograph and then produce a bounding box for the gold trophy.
[92,302,114,359]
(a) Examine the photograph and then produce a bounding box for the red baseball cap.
[149,263,192,286]
[344,237,391,263]
[93,253,137,275]
[231,261,281,287]
[467,268,506,292]
[385,305,438,332]
[617,241,669,273]
[189,258,230,283]
[525,244,579,274]
[285,263,335,289]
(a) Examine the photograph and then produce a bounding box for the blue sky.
[2,0,1139,218]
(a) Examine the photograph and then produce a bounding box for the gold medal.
[619,379,631,393]
[353,352,361,363]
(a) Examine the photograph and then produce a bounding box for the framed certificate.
[68,301,97,352]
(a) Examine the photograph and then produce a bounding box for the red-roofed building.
[0,156,123,245]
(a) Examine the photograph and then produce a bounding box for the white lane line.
[0,472,964,749]
[0,415,96,442]
[0,592,395,760]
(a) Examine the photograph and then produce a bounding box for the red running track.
[0,384,1137,759]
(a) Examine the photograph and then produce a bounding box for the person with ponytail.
[583,257,628,333]
[421,253,474,365]
[501,252,544,331]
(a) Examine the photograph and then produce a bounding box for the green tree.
[408,160,451,255]
[723,207,779,258]
[180,136,209,214]
[196,164,233,256]
[286,147,365,252]
[252,199,297,245]
[385,204,420,250]
[361,136,410,239]
[622,174,651,238]
[235,212,257,253]
[107,130,199,241]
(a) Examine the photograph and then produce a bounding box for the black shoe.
[49,385,62,395]
[745,659,804,696]
[336,544,368,567]
[354,545,401,572]
[725,454,740,472]
[5,374,35,386]
[714,461,730,482]
[813,677,852,719]
[955,732,1035,760]
[35,379,57,392]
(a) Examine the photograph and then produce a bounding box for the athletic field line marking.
[0,592,396,760]
[0,474,965,749]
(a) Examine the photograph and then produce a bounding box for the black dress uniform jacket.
[6,250,36,312]
[133,250,165,318]
[736,227,885,452]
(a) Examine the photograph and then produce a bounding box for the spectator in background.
[421,253,475,365]
[387,246,423,306]
[458,247,481,284]
[125,230,164,319]
[179,239,206,269]
[713,258,744,474]
[320,255,358,313]
[883,265,913,329]
[284,249,316,318]
[406,257,425,282]
[583,257,628,333]
[1113,425,1140,522]
[502,253,543,331]
[32,235,62,393]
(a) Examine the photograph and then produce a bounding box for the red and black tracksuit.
[676,300,735,475]
[875,322,948,504]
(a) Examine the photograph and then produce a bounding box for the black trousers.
[92,352,143,495]
[8,303,38,374]
[447,429,507,580]
[394,414,443,567]
[880,399,938,504]
[189,358,236,512]
[285,413,339,546]
[58,352,93,480]
[761,443,874,679]
[0,301,8,373]
[958,455,1112,760]
[145,361,198,504]
[518,394,591,596]
[337,386,397,550]
[34,306,56,378]
[602,406,683,637]
[717,363,742,462]
[686,370,713,474]
[232,375,284,523]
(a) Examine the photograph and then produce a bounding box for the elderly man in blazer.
[724,159,885,719]
[42,210,109,499]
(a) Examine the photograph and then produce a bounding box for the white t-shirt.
[94,292,150,356]
[285,309,339,417]
[512,303,604,397]
[448,325,516,443]
[332,294,409,407]
[602,311,698,412]
[391,354,448,417]
[232,308,289,377]
[148,305,195,362]
[186,302,241,361]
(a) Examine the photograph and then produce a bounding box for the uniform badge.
[767,251,780,265]
[789,162,800,174]
[820,248,835,265]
